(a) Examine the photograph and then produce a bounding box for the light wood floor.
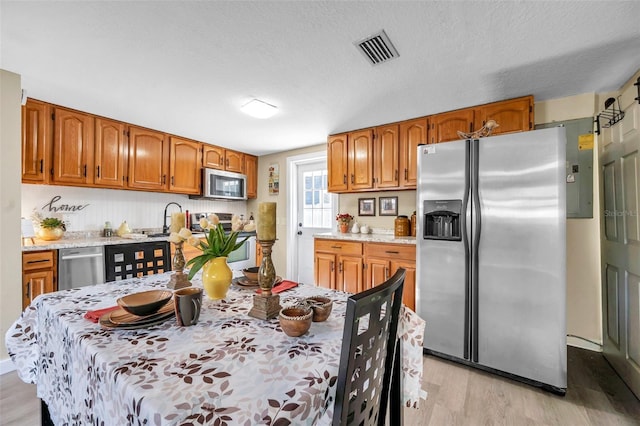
[1,346,638,425]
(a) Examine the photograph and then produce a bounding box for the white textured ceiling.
[2,1,639,156]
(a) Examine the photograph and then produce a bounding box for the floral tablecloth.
[6,272,426,425]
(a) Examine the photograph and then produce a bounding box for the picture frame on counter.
[379,196,398,216]
[358,198,375,216]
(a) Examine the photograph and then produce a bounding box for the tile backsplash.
[21,184,247,233]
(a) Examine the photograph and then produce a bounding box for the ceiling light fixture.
[241,99,278,119]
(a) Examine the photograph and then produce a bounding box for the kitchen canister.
[394,215,410,237]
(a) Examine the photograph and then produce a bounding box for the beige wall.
[248,143,327,275]
[535,93,603,349]
[0,70,22,364]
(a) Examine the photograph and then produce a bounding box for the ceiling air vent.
[354,30,399,66]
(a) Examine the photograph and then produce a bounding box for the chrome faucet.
[162,202,182,234]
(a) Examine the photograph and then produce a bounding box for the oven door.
[227,235,256,270]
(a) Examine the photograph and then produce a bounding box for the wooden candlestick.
[248,239,281,320]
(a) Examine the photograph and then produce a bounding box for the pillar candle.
[257,202,276,240]
[170,212,186,234]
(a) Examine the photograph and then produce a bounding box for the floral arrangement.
[335,213,353,224]
[182,214,249,280]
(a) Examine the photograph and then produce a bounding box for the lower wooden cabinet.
[364,243,416,311]
[22,250,57,310]
[314,240,363,293]
[314,239,416,310]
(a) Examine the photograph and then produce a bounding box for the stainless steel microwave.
[200,168,247,200]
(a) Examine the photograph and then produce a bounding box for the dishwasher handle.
[60,252,103,261]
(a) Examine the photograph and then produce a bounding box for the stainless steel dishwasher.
[58,246,105,290]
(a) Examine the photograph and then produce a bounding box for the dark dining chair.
[333,268,406,426]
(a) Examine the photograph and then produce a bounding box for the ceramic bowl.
[305,296,333,322]
[117,290,173,316]
[279,306,312,337]
[242,267,259,282]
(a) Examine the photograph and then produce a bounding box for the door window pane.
[302,169,332,228]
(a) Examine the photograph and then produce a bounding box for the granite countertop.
[21,229,213,252]
[314,231,416,245]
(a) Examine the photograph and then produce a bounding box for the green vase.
[202,257,232,300]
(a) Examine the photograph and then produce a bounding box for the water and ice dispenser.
[423,200,462,241]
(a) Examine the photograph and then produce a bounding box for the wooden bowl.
[305,296,333,322]
[279,307,312,337]
[117,290,173,316]
[242,267,259,282]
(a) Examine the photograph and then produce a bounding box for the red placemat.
[256,280,298,294]
[84,306,120,323]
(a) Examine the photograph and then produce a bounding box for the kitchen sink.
[145,232,170,238]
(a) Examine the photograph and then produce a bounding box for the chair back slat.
[333,268,405,426]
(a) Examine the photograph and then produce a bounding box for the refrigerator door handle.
[462,139,471,360]
[471,138,481,363]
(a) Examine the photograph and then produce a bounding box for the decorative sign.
[268,164,279,195]
[41,195,89,213]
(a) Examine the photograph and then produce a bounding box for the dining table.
[5,271,426,425]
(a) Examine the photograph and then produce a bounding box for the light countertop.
[21,234,178,251]
[314,232,416,245]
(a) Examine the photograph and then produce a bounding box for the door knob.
[297,231,302,235]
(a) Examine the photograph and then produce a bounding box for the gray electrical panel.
[536,117,594,218]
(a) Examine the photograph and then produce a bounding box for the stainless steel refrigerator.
[416,127,567,394]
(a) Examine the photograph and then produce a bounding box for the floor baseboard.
[567,335,602,352]
[0,358,16,375]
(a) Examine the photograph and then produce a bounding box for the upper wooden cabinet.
[21,99,51,184]
[348,129,374,191]
[225,149,244,173]
[21,99,259,196]
[430,108,475,144]
[399,117,428,188]
[94,118,127,189]
[127,126,169,192]
[476,96,533,136]
[51,107,95,186]
[326,96,533,193]
[169,136,202,195]
[202,145,244,173]
[374,124,400,189]
[202,145,225,169]
[327,134,349,192]
[327,129,376,193]
[244,154,258,199]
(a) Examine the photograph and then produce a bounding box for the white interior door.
[600,101,640,399]
[287,154,336,285]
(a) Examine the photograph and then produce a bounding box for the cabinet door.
[225,149,244,173]
[328,134,348,192]
[338,255,363,294]
[365,257,389,291]
[23,270,54,310]
[476,96,533,136]
[399,118,428,188]
[21,99,51,183]
[94,118,127,188]
[244,154,258,199]
[127,126,169,191]
[52,107,94,185]
[169,136,202,194]
[348,129,374,190]
[315,252,336,289]
[431,108,474,143]
[391,260,416,311]
[203,145,225,169]
[375,124,399,189]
